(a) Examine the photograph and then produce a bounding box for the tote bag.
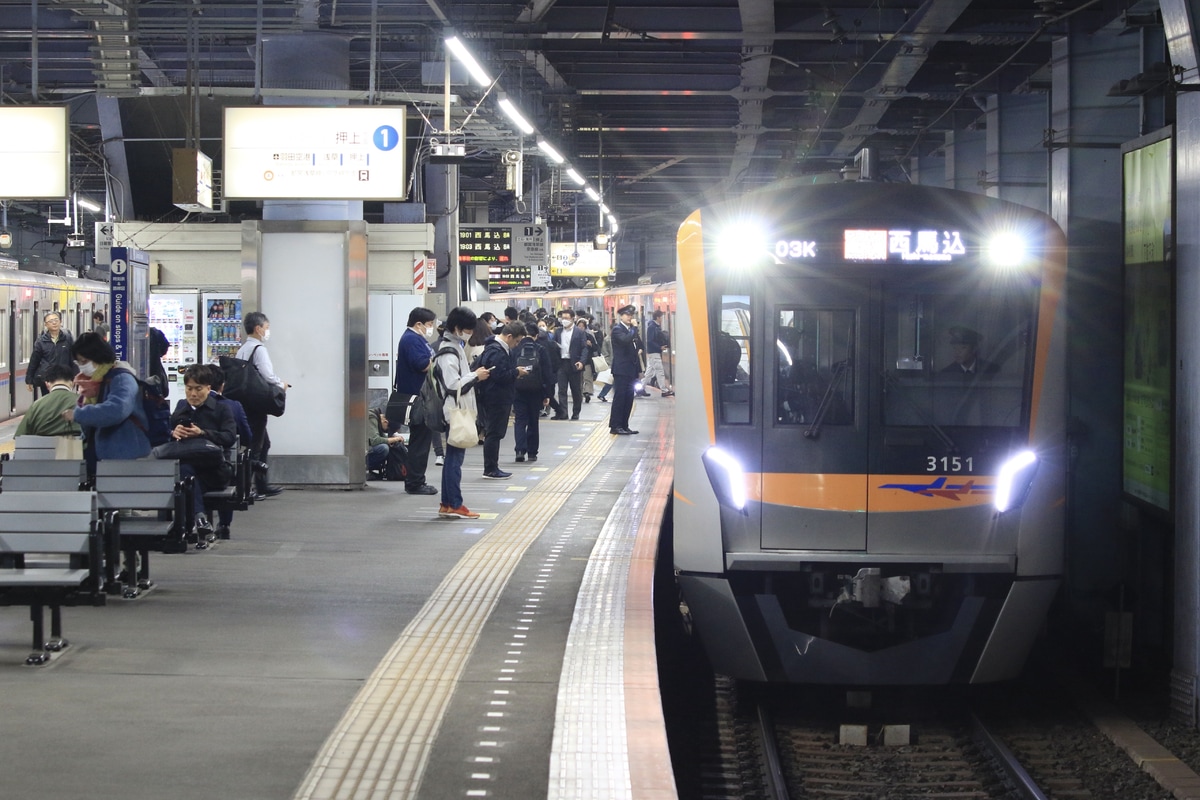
[219,345,286,417]
[445,387,478,449]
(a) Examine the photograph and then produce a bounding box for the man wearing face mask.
[235,311,287,499]
[553,308,588,420]
[388,307,441,495]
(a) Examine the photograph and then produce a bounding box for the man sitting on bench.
[16,363,82,438]
[168,364,237,537]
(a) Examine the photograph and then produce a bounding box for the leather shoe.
[406,484,438,495]
[552,414,569,420]
[258,485,284,497]
[610,427,637,435]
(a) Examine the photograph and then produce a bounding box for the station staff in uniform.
[608,304,641,435]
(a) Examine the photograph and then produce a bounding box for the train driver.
[940,326,999,376]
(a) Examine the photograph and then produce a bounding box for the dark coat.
[169,394,238,449]
[26,329,76,387]
[476,337,519,408]
[611,322,642,378]
[515,337,555,399]
[555,325,588,370]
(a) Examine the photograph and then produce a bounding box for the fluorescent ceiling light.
[585,187,600,202]
[76,197,102,213]
[444,35,492,87]
[599,203,610,215]
[566,168,586,186]
[609,217,618,232]
[537,140,564,164]
[498,98,535,135]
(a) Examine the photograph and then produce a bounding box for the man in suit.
[608,304,642,435]
[553,308,588,420]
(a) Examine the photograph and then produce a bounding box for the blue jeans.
[440,444,466,508]
[366,442,388,471]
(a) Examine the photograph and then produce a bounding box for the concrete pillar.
[985,94,1049,214]
[1166,0,1200,727]
[1049,23,1141,640]
[943,128,985,194]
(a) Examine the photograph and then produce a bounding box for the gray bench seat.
[95,460,190,598]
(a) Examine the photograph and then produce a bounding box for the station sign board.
[459,224,550,289]
[223,107,407,200]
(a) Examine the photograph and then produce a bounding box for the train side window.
[716,295,751,424]
[0,308,7,369]
[775,308,855,426]
[18,309,32,364]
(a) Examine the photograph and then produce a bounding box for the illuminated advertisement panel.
[223,107,407,200]
[0,106,68,199]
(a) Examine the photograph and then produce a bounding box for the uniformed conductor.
[608,304,641,435]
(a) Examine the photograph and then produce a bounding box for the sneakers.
[515,452,526,462]
[528,455,538,462]
[439,504,480,519]
[661,390,675,397]
[483,470,512,480]
[435,455,445,466]
[598,396,608,403]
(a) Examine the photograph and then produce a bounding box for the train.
[0,264,110,422]
[672,180,1067,685]
[473,179,1068,686]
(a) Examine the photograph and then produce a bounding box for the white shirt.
[235,336,285,388]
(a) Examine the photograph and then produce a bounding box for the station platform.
[0,393,676,800]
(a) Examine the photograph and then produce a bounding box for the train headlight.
[985,231,1028,269]
[994,449,1038,512]
[702,446,747,512]
[714,221,768,266]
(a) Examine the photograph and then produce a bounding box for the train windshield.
[881,282,1035,429]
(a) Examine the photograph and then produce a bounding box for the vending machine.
[148,290,200,394]
[202,292,242,363]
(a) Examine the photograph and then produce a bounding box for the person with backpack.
[476,321,528,480]
[512,322,555,463]
[235,311,287,499]
[61,331,152,472]
[433,306,491,519]
[388,307,440,496]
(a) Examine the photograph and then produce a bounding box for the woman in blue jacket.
[62,332,150,471]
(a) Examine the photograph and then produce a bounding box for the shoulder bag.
[151,436,226,466]
[445,386,478,449]
[219,345,286,417]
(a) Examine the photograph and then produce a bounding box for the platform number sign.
[373,125,399,151]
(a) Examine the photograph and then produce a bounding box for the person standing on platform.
[643,309,674,397]
[512,322,554,462]
[235,311,287,499]
[26,311,76,398]
[609,304,642,435]
[388,307,440,496]
[436,306,491,519]
[477,321,528,479]
[554,308,588,420]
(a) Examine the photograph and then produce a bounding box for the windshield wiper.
[803,359,851,440]
[881,369,957,452]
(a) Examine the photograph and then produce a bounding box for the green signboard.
[1122,134,1172,511]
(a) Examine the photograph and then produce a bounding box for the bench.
[95,460,191,599]
[0,491,108,665]
[201,440,253,540]
[11,435,65,460]
[2,458,89,493]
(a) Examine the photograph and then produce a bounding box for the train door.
[3,299,11,414]
[12,298,31,415]
[759,279,870,550]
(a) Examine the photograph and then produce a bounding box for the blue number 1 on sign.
[373,125,399,151]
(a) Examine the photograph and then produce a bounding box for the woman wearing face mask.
[435,306,491,519]
[62,331,151,473]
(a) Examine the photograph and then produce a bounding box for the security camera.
[502,150,522,166]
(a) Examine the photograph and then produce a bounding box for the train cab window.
[883,288,1033,429]
[775,308,854,426]
[716,295,751,424]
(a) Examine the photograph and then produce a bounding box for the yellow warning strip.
[293,422,617,800]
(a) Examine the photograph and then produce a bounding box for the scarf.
[74,362,114,404]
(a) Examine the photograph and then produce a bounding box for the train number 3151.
[926,456,974,472]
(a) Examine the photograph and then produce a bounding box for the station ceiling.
[0,0,1161,245]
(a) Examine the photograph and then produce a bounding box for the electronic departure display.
[774,228,968,263]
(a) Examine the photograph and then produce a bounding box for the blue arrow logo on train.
[878,476,994,501]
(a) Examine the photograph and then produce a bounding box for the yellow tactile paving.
[293,422,616,800]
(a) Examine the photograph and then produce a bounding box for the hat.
[617,304,636,316]
[948,326,981,346]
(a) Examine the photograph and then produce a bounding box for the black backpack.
[516,341,541,392]
[108,367,172,446]
[414,344,458,432]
